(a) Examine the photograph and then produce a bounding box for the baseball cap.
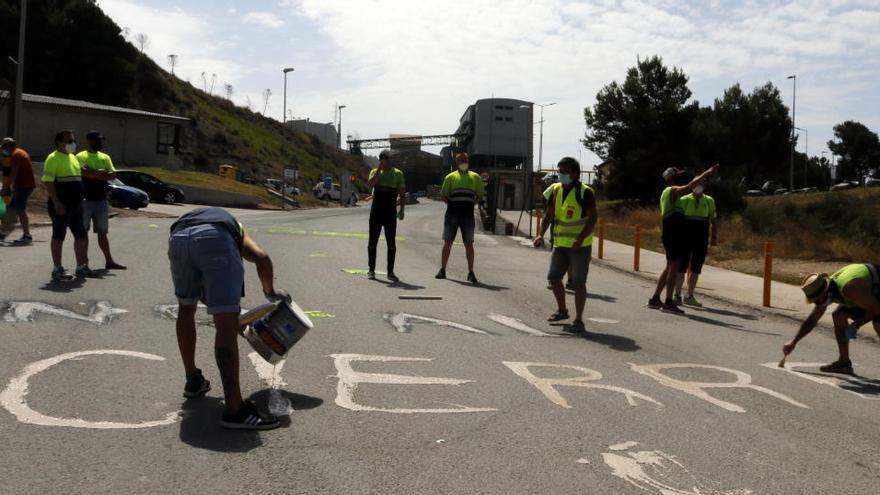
[86,131,104,140]
[662,167,685,181]
[801,273,830,303]
[0,137,15,147]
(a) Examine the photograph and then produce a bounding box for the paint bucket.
[239,299,314,364]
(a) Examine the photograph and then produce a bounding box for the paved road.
[1,201,878,494]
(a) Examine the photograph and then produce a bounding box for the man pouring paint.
[782,264,880,374]
[168,207,290,430]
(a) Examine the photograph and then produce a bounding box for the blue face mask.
[558,173,572,185]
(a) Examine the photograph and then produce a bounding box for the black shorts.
[662,232,689,264]
[48,200,86,241]
[680,244,708,274]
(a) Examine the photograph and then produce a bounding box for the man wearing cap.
[169,206,291,429]
[42,130,95,281]
[782,264,880,374]
[672,186,718,307]
[436,152,485,283]
[534,157,598,333]
[77,131,126,270]
[0,137,36,244]
[648,164,719,313]
[366,150,405,281]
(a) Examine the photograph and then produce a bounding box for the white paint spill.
[3,301,127,325]
[576,458,591,465]
[436,439,446,444]
[630,363,809,413]
[761,362,880,401]
[330,354,497,414]
[384,313,489,336]
[588,317,621,324]
[247,352,288,388]
[602,441,752,495]
[0,350,178,429]
[487,314,559,337]
[503,362,661,409]
[609,441,640,451]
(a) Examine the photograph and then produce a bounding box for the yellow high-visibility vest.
[550,182,594,248]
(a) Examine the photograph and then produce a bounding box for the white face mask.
[694,185,704,195]
[458,163,469,172]
[65,143,77,154]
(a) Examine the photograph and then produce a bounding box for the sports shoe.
[672,294,683,305]
[12,234,32,245]
[467,272,479,284]
[51,266,73,281]
[661,301,685,315]
[220,400,281,430]
[387,272,399,282]
[647,295,663,309]
[684,295,703,307]
[547,309,570,322]
[564,320,586,334]
[75,265,93,278]
[435,268,446,279]
[819,360,854,375]
[367,270,376,280]
[183,369,211,398]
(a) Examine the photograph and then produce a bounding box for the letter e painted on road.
[630,363,809,413]
[503,362,662,409]
[330,354,497,414]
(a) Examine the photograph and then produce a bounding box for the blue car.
[108,179,150,209]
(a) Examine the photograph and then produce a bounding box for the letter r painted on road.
[503,362,662,409]
[630,363,809,413]
[330,354,497,414]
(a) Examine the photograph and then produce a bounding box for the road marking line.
[384,312,490,335]
[0,350,178,429]
[588,317,621,324]
[330,354,497,414]
[3,301,127,325]
[761,362,880,401]
[343,268,386,275]
[487,313,559,337]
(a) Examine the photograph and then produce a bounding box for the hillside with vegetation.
[0,0,367,186]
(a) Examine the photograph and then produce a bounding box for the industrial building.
[286,119,339,148]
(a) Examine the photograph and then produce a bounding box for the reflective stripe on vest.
[552,183,593,248]
[449,188,477,203]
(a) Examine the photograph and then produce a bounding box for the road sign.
[284,166,297,180]
[323,176,333,189]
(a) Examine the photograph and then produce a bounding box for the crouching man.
[169,207,290,430]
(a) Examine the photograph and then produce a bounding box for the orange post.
[633,224,641,271]
[597,218,605,259]
[763,241,774,307]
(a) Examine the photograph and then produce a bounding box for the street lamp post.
[336,105,346,149]
[282,67,295,125]
[795,126,808,188]
[10,0,27,138]
[537,102,557,171]
[787,75,796,191]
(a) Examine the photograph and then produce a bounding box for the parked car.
[264,178,299,195]
[414,190,427,198]
[865,177,880,187]
[830,182,857,191]
[744,190,764,197]
[108,179,149,209]
[313,183,358,204]
[115,170,185,204]
[774,188,789,195]
[761,181,784,195]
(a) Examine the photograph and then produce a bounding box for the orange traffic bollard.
[763,241,774,307]
[633,224,641,272]
[597,218,605,259]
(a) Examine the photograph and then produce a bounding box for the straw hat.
[801,273,830,303]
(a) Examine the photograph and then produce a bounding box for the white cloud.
[243,11,285,29]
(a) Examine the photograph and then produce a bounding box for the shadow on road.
[447,278,509,292]
[797,370,880,396]
[374,279,426,291]
[689,306,759,321]
[582,330,641,352]
[683,312,781,336]
[249,389,324,412]
[586,292,618,303]
[40,278,87,293]
[179,397,263,453]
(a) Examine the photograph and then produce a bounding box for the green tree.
[583,56,699,202]
[827,121,880,184]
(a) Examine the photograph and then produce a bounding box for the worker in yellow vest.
[783,264,880,374]
[534,157,598,334]
[673,187,717,307]
[436,152,485,283]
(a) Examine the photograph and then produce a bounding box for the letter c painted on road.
[0,350,178,429]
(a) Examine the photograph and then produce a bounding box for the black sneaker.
[367,270,376,280]
[75,265,93,278]
[564,320,587,334]
[819,360,854,375]
[647,295,663,309]
[220,400,281,430]
[547,309,570,322]
[183,369,211,398]
[387,272,399,282]
[51,266,73,281]
[467,272,479,284]
[435,268,446,279]
[661,301,685,315]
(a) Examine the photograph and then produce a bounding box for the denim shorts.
[168,223,244,315]
[83,200,110,234]
[442,213,476,243]
[548,245,592,285]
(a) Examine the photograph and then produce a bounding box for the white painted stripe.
[487,314,558,337]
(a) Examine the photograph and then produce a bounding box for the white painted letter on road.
[3,301,127,325]
[630,363,808,413]
[0,350,178,429]
[503,362,662,408]
[331,354,497,414]
[384,313,489,336]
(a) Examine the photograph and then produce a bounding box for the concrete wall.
[0,102,185,166]
[286,120,338,148]
[173,184,262,209]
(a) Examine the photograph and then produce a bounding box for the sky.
[97,0,880,170]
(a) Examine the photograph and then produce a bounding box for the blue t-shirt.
[170,207,244,247]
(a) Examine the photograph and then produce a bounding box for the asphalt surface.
[1,200,879,494]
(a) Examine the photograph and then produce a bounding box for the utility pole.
[537,102,557,171]
[795,126,808,188]
[336,104,346,149]
[787,75,796,191]
[282,67,294,124]
[10,0,27,139]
